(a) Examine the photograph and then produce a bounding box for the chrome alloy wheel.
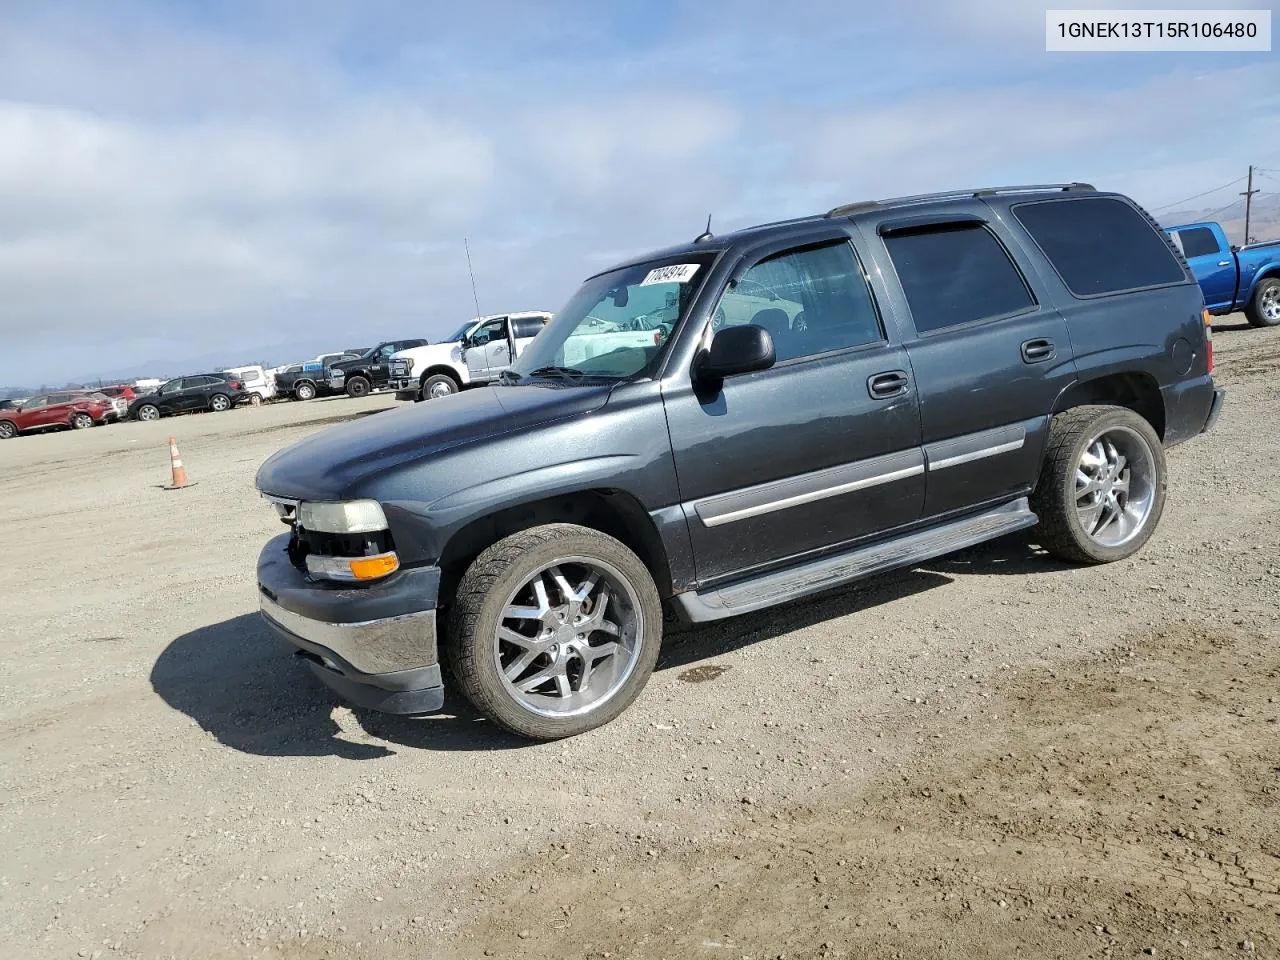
[1074,425,1157,548]
[494,557,643,718]
[1262,285,1280,323]
[137,405,159,421]
[427,379,454,399]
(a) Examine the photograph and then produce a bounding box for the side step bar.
[673,498,1038,623]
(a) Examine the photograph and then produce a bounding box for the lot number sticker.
[640,264,700,285]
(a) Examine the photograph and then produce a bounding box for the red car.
[0,391,115,439]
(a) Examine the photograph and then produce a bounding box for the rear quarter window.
[1012,196,1186,297]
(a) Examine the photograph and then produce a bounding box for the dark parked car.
[255,182,1223,741]
[0,391,116,438]
[326,340,430,398]
[276,353,362,401]
[128,374,246,421]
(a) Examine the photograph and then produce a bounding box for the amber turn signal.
[348,553,400,580]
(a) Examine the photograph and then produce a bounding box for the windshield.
[510,255,715,381]
[443,322,473,343]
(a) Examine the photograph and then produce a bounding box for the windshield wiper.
[498,369,522,384]
[528,365,586,382]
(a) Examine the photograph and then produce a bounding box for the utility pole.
[1241,165,1260,245]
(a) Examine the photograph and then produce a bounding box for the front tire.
[1031,405,1166,564]
[248,392,263,406]
[294,381,317,401]
[418,373,459,402]
[209,393,231,412]
[71,412,94,429]
[0,420,17,439]
[345,375,370,399]
[1244,277,1280,328]
[446,524,663,740]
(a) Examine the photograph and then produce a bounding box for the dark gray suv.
[255,183,1224,740]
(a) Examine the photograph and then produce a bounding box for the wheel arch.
[1051,371,1165,440]
[1247,265,1280,297]
[419,365,463,387]
[435,489,674,608]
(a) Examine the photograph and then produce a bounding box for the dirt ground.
[1,319,1277,960]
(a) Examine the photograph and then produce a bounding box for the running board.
[673,498,1038,623]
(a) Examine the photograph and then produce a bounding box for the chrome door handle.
[1217,260,1230,266]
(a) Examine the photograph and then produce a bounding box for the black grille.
[287,527,395,569]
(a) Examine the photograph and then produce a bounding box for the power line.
[1150,176,1247,213]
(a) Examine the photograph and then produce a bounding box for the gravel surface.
[1,321,1277,960]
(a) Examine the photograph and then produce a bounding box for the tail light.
[1202,309,1214,374]
[229,380,242,390]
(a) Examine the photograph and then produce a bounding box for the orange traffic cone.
[163,436,196,490]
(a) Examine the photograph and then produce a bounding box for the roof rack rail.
[824,182,1095,219]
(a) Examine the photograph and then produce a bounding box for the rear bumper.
[1202,387,1226,433]
[256,532,445,714]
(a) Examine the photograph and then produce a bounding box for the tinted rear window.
[1176,226,1221,259]
[1013,197,1185,297]
[884,224,1036,333]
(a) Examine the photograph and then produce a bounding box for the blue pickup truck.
[1165,221,1280,327]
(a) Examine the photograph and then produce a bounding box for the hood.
[394,341,462,364]
[255,383,613,501]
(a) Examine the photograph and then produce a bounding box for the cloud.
[0,0,1276,384]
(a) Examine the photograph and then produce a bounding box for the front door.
[18,396,53,430]
[663,237,925,585]
[465,317,508,380]
[154,378,186,412]
[874,214,1078,518]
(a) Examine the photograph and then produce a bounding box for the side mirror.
[698,324,775,382]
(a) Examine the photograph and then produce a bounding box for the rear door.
[663,234,925,584]
[1171,225,1235,310]
[870,211,1078,519]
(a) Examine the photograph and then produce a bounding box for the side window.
[884,224,1036,334]
[470,319,505,346]
[1177,227,1221,259]
[717,242,883,363]
[158,380,182,394]
[1013,197,1185,297]
[25,396,49,409]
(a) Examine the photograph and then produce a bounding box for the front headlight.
[403,358,415,373]
[297,499,387,534]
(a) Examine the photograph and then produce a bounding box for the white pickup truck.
[387,312,552,401]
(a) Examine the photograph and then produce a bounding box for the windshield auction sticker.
[640,264,701,286]
[1046,9,1270,50]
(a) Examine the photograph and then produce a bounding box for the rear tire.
[294,381,317,401]
[418,373,459,402]
[1244,277,1280,328]
[345,375,370,399]
[446,523,663,741]
[1031,405,1166,565]
[209,393,231,412]
[71,412,94,429]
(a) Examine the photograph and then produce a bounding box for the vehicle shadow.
[150,535,1065,759]
[150,613,526,759]
[656,567,952,672]
[917,530,1078,577]
[1211,317,1251,333]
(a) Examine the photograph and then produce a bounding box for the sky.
[1,0,1278,385]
